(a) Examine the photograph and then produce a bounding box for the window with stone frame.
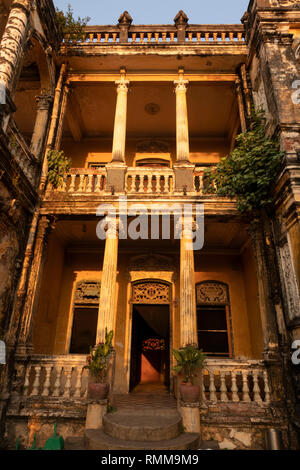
[196,281,232,357]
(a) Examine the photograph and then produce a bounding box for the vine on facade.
[47,149,71,189]
[203,108,285,214]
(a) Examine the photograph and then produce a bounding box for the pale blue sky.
[53,0,250,25]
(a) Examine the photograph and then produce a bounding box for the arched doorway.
[129,280,171,392]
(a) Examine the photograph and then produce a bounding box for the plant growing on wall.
[203,108,285,214]
[47,149,71,189]
[55,3,90,43]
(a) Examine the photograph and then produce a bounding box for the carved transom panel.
[132,282,170,304]
[196,282,228,305]
[74,281,100,304]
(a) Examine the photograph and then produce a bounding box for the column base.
[105,163,127,194]
[173,162,195,193]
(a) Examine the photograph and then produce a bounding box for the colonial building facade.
[0,0,299,450]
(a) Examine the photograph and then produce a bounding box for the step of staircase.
[103,409,182,442]
[85,428,200,450]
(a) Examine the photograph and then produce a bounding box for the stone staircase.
[65,408,201,450]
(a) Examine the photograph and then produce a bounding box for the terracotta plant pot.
[180,382,200,403]
[88,382,109,400]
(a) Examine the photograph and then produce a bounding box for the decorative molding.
[196,282,228,305]
[136,140,169,153]
[74,281,100,304]
[131,281,170,304]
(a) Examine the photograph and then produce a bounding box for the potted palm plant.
[85,329,113,400]
[172,345,206,403]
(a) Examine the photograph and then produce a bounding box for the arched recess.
[195,281,234,358]
[128,279,173,392]
[13,33,55,146]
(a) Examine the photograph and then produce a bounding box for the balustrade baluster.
[42,365,52,397]
[253,370,262,402]
[209,370,217,401]
[132,33,136,43]
[222,32,226,42]
[63,367,73,398]
[205,32,209,42]
[97,33,101,43]
[138,175,144,193]
[78,174,85,193]
[220,370,228,402]
[31,366,41,396]
[113,33,117,43]
[264,370,271,403]
[74,367,83,398]
[105,33,109,43]
[69,174,76,192]
[231,371,239,402]
[241,370,251,402]
[140,33,144,43]
[162,32,167,43]
[23,366,31,396]
[147,33,152,43]
[213,32,218,42]
[53,366,62,397]
[86,174,93,193]
[170,32,175,43]
[229,32,234,42]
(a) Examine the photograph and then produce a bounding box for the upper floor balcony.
[62,11,247,59]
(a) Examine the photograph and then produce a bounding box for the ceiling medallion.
[145,103,160,115]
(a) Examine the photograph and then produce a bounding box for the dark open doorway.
[130,304,170,392]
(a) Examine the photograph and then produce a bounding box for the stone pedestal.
[85,400,108,430]
[174,162,195,193]
[180,403,201,434]
[105,163,127,193]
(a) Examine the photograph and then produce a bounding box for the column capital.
[35,93,54,111]
[174,68,189,92]
[115,69,130,92]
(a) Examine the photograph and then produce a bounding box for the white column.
[0,0,31,92]
[96,220,119,344]
[112,69,129,162]
[179,220,198,346]
[174,69,190,163]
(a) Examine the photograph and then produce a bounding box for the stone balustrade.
[69,25,245,46]
[15,356,270,406]
[47,166,214,196]
[6,119,37,186]
[202,359,271,404]
[21,355,89,400]
[125,167,174,195]
[59,168,107,194]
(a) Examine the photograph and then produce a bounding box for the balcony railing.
[6,119,37,187]
[59,168,107,194]
[12,356,270,408]
[21,355,88,400]
[202,359,271,404]
[125,167,174,195]
[66,25,245,46]
[52,166,209,196]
